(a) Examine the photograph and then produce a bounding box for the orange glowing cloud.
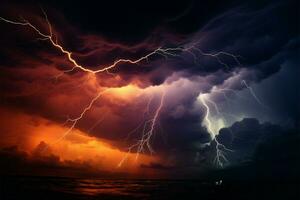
[0,107,158,174]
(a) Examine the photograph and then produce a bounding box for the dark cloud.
[157,0,299,82]
[216,118,294,164]
[210,129,300,184]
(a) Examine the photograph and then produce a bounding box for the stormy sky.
[0,0,299,178]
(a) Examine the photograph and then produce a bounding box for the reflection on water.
[76,179,156,198]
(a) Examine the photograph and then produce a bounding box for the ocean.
[0,175,298,200]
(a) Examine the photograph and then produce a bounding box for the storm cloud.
[0,0,298,175]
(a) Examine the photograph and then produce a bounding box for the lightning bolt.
[118,90,165,167]
[242,80,266,108]
[0,12,242,77]
[199,93,214,136]
[87,111,107,134]
[45,89,109,150]
[123,94,154,143]
[190,46,241,69]
[0,14,165,76]
[199,93,233,168]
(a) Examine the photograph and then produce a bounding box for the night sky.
[0,0,299,180]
